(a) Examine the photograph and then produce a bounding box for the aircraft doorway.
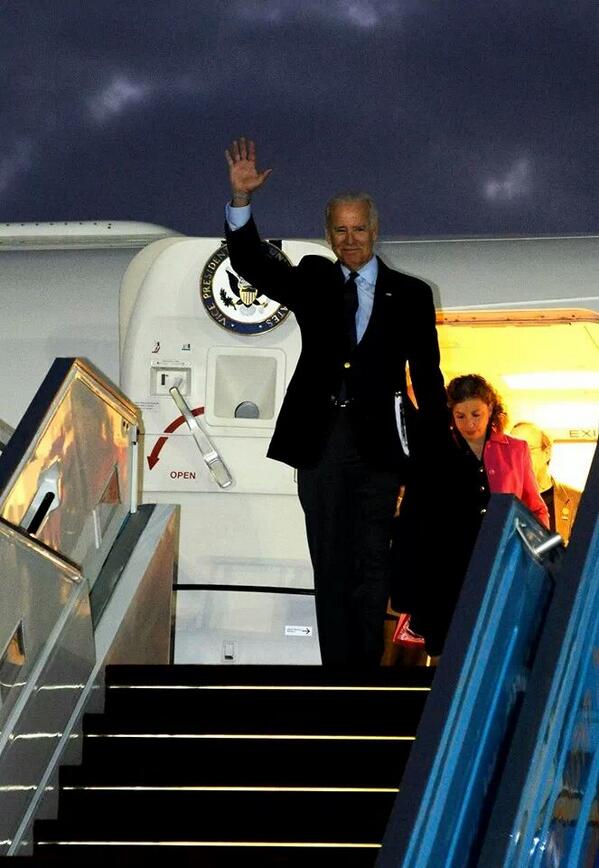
[436,310,599,492]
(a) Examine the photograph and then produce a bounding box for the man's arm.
[225,201,251,231]
[406,280,449,439]
[224,138,297,304]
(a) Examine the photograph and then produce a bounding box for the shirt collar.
[453,425,507,455]
[339,255,378,286]
[488,428,509,444]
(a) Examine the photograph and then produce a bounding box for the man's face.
[327,201,377,270]
[513,423,550,485]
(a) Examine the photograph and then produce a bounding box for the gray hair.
[325,192,379,235]
[512,421,553,453]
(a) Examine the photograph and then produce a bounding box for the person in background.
[511,421,581,543]
[402,374,549,656]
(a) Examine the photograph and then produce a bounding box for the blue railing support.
[478,444,599,867]
[378,495,560,868]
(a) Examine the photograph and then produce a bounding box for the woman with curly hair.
[447,374,549,524]
[392,374,548,656]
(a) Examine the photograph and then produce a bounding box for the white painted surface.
[0,222,177,426]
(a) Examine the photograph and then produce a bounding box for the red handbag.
[392,613,425,647]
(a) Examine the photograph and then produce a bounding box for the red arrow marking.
[147,407,205,470]
[147,437,167,470]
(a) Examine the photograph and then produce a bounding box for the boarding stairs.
[26,664,433,865]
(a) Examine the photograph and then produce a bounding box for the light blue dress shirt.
[339,259,377,344]
[226,202,378,343]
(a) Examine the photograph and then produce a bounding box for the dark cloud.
[1,0,597,237]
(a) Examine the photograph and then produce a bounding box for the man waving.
[224,137,447,665]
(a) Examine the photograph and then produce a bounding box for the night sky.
[2,1,598,239]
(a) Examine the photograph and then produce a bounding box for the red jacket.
[483,430,550,528]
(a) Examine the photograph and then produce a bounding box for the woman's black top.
[391,427,493,655]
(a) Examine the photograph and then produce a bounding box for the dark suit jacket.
[225,216,447,472]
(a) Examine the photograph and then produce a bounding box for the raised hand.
[225,137,272,201]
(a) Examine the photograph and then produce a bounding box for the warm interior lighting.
[527,402,598,432]
[438,314,598,491]
[551,443,597,491]
[503,372,599,390]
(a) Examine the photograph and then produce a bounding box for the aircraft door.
[120,235,334,664]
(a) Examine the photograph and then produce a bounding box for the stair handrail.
[0,518,94,857]
[379,443,598,867]
[477,443,599,866]
[378,495,562,867]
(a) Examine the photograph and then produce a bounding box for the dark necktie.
[343,271,359,349]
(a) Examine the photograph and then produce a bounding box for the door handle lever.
[169,385,233,489]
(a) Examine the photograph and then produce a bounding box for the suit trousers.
[297,408,401,666]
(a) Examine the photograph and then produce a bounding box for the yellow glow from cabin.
[437,312,599,492]
[503,372,599,390]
